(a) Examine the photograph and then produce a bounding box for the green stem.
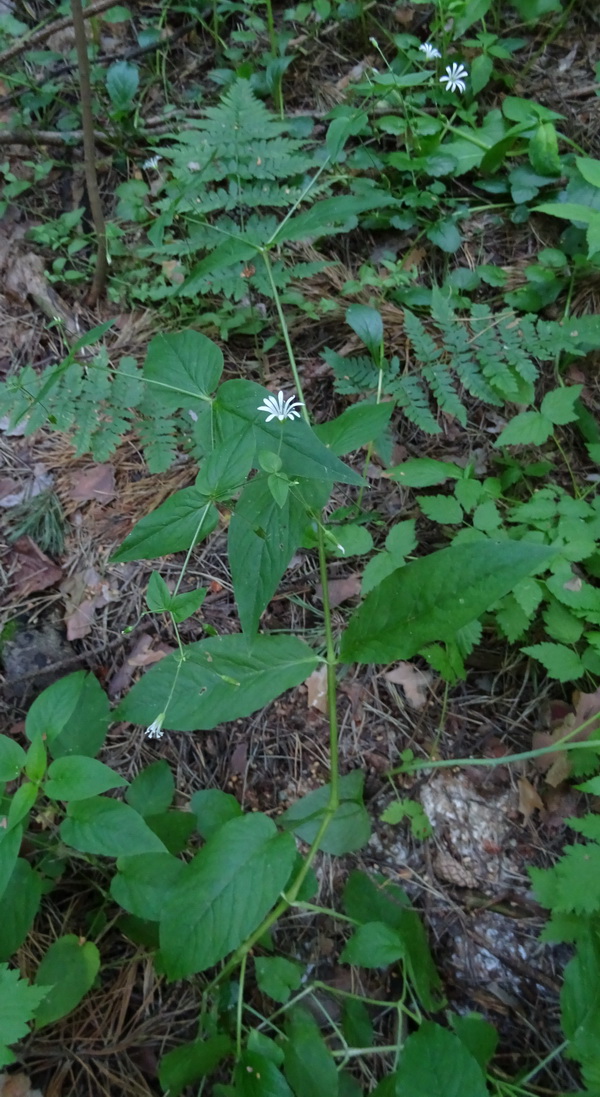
[172,502,213,597]
[261,251,308,417]
[236,951,247,1060]
[318,526,340,808]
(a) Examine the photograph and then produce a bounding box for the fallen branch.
[0,0,117,67]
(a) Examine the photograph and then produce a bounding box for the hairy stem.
[70,0,107,305]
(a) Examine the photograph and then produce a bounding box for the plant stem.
[261,251,309,418]
[70,0,107,305]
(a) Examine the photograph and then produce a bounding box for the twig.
[70,0,107,306]
[0,0,117,67]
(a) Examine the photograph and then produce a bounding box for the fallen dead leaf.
[0,1072,43,1097]
[315,573,361,608]
[385,661,432,710]
[305,664,328,713]
[69,464,116,504]
[0,464,54,508]
[517,777,543,823]
[9,537,62,596]
[61,567,119,640]
[533,687,600,786]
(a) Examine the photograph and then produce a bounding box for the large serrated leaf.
[116,633,319,731]
[160,813,296,977]
[341,540,557,664]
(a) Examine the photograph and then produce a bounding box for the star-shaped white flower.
[257,391,304,423]
[145,713,165,739]
[419,42,441,60]
[439,62,468,93]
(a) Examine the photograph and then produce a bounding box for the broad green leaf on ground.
[326,110,368,162]
[214,379,362,485]
[417,494,463,524]
[111,487,218,562]
[106,60,139,110]
[117,633,319,731]
[561,930,600,1074]
[314,402,392,456]
[535,201,597,226]
[159,1035,234,1097]
[126,760,175,817]
[341,921,407,967]
[160,813,296,978]
[345,305,384,356]
[25,671,109,758]
[110,852,185,920]
[0,964,49,1068]
[272,192,396,245]
[43,756,127,801]
[7,782,37,830]
[529,121,562,175]
[521,642,585,682]
[191,789,243,839]
[391,1022,489,1097]
[178,235,263,298]
[144,811,195,855]
[575,156,600,189]
[60,797,167,857]
[280,771,370,855]
[451,1014,499,1072]
[34,935,100,1029]
[195,431,255,500]
[235,1051,294,1097]
[439,109,507,175]
[255,956,303,1003]
[0,860,42,962]
[0,736,25,781]
[494,410,553,447]
[342,872,442,1010]
[387,457,462,487]
[229,475,323,634]
[539,845,600,914]
[540,385,583,425]
[284,1008,339,1097]
[143,329,223,411]
[340,541,557,664]
[0,827,22,905]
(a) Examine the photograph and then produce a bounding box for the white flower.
[419,42,441,60]
[145,713,166,739]
[439,62,469,93]
[142,154,162,170]
[257,391,304,423]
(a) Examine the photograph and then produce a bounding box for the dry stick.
[70,0,107,307]
[0,0,117,67]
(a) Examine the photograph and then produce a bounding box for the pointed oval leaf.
[60,797,167,857]
[111,488,218,563]
[341,540,558,663]
[43,756,127,801]
[34,935,100,1029]
[143,329,223,410]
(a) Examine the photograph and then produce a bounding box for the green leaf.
[386,520,418,558]
[521,642,585,681]
[575,156,600,189]
[273,192,395,245]
[342,872,442,1010]
[34,935,100,1029]
[326,110,368,161]
[540,386,583,425]
[528,122,562,176]
[125,760,174,817]
[0,736,26,781]
[235,1051,294,1097]
[393,1022,488,1097]
[0,827,22,904]
[417,494,463,524]
[60,797,168,857]
[0,964,49,1067]
[229,475,320,634]
[26,671,109,759]
[111,487,218,563]
[494,410,552,447]
[191,789,243,840]
[7,782,37,829]
[470,52,493,96]
[284,1008,339,1097]
[341,541,556,664]
[561,931,600,1070]
[534,201,597,225]
[143,329,223,411]
[159,1035,234,1097]
[361,552,401,596]
[387,458,462,487]
[106,60,139,110]
[314,403,392,456]
[160,813,296,978]
[341,921,406,967]
[280,771,371,855]
[117,633,319,732]
[110,852,185,920]
[0,860,42,962]
[543,601,584,644]
[451,1014,498,1072]
[144,810,195,855]
[329,523,373,557]
[427,219,462,253]
[196,432,255,500]
[25,733,46,783]
[215,379,362,485]
[345,305,383,356]
[255,956,303,1002]
[43,756,127,801]
[179,235,262,298]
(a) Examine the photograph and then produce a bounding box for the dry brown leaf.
[517,776,543,822]
[305,664,328,713]
[61,567,119,640]
[385,661,432,710]
[69,464,116,504]
[10,536,62,596]
[128,642,174,667]
[315,573,360,608]
[533,687,600,785]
